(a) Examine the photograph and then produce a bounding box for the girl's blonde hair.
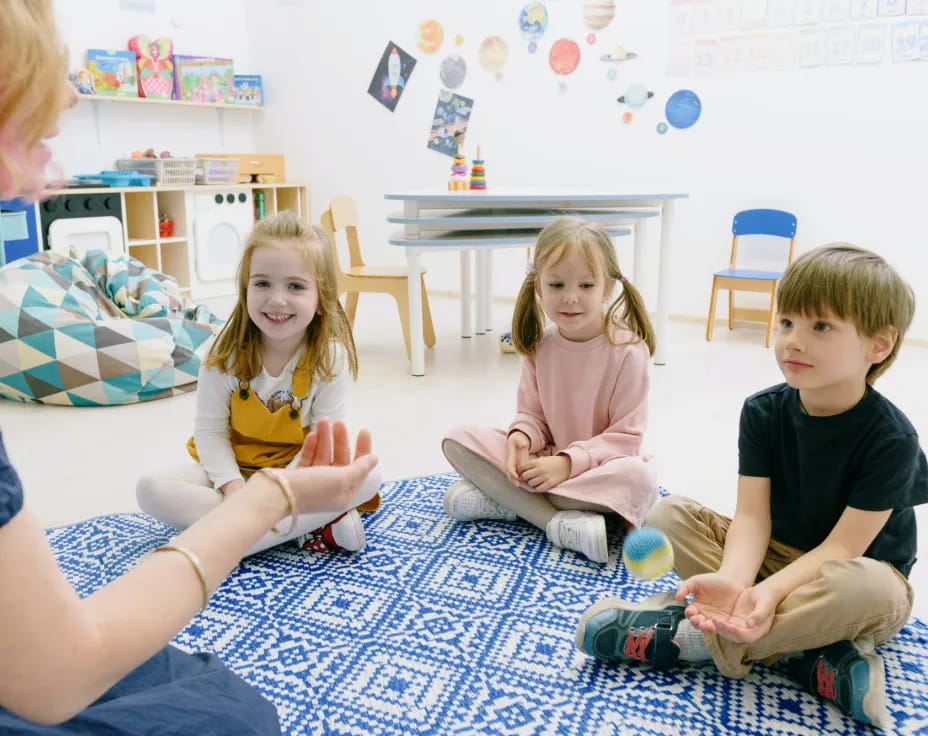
[512,217,655,356]
[0,0,71,201]
[777,243,915,383]
[206,211,359,381]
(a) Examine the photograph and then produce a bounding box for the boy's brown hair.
[776,244,915,382]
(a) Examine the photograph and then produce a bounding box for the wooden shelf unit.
[42,182,309,295]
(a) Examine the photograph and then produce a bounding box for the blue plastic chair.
[705,208,798,347]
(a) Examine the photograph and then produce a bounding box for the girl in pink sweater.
[442,217,658,563]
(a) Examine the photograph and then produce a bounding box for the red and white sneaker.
[296,509,366,553]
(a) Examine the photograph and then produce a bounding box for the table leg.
[475,250,487,335]
[407,250,425,376]
[653,199,675,366]
[632,218,647,288]
[482,249,493,333]
[460,249,472,338]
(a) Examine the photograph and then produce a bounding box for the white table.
[384,190,689,376]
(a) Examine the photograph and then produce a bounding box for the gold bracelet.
[154,544,211,613]
[257,467,298,536]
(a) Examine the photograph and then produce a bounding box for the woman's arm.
[0,423,375,725]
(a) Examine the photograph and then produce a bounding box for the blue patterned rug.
[48,473,928,735]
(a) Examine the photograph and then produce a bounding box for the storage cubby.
[40,183,309,297]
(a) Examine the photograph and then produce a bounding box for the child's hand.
[705,585,776,644]
[675,573,744,629]
[676,574,775,644]
[219,479,245,497]
[506,431,531,486]
[519,454,571,492]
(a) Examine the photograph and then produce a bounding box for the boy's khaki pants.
[645,495,914,678]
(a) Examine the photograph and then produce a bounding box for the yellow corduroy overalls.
[187,368,380,511]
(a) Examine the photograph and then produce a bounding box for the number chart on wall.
[667,0,928,76]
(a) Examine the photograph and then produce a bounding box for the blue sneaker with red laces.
[575,592,687,669]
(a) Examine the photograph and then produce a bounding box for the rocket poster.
[367,41,417,112]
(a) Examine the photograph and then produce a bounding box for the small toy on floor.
[499,331,516,353]
[622,526,674,579]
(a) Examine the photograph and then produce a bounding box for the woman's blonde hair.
[512,216,655,356]
[777,243,915,382]
[0,0,71,201]
[206,211,359,381]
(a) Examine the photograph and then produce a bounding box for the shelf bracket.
[216,108,226,147]
[91,100,102,145]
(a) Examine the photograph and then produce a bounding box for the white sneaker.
[296,509,366,552]
[546,510,608,563]
[443,479,517,521]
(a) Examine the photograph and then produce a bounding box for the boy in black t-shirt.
[574,245,927,727]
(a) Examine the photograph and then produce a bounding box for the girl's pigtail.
[511,272,545,356]
[609,276,656,355]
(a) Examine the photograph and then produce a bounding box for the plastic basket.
[196,157,240,185]
[116,157,198,186]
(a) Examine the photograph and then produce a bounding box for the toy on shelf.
[158,212,175,237]
[448,130,468,191]
[68,69,95,95]
[73,171,154,187]
[469,145,486,190]
[128,35,175,100]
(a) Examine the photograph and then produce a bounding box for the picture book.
[173,55,235,104]
[85,49,138,97]
[232,74,263,106]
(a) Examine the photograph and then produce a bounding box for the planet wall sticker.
[417,20,444,54]
[440,54,467,89]
[665,89,702,129]
[478,35,509,73]
[601,46,638,63]
[618,83,653,110]
[549,38,581,75]
[583,0,616,30]
[519,2,548,42]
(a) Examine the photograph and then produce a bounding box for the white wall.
[51,0,257,177]
[244,0,928,345]
[48,0,928,343]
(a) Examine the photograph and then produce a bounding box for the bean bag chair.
[0,249,222,406]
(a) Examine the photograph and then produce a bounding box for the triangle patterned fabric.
[0,250,223,406]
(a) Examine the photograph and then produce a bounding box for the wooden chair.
[706,208,798,347]
[320,194,435,360]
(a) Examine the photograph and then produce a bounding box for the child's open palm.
[676,573,775,644]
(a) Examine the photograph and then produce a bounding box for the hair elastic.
[619,276,629,284]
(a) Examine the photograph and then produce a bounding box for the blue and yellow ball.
[622,526,674,580]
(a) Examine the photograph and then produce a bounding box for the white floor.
[1,293,925,619]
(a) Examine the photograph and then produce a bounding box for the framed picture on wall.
[367,42,417,112]
[427,89,474,158]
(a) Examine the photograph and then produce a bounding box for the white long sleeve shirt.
[192,344,350,489]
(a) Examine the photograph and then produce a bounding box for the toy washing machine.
[188,189,253,299]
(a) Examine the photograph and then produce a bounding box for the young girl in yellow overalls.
[136,211,381,554]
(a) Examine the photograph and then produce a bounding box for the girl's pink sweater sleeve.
[508,356,553,453]
[561,343,649,477]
